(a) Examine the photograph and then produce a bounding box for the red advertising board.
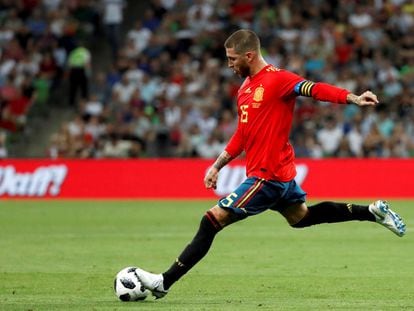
[0,159,413,199]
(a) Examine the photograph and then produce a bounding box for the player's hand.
[204,167,219,189]
[351,91,379,106]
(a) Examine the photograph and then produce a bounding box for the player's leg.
[135,177,275,298]
[160,178,270,292]
[281,201,376,226]
[134,206,236,299]
[134,206,234,298]
[281,200,405,236]
[161,205,238,291]
[272,179,405,236]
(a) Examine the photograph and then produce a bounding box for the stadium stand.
[0,0,104,156]
[1,0,413,159]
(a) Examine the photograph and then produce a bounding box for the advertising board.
[1,159,412,199]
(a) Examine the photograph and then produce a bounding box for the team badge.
[253,86,264,102]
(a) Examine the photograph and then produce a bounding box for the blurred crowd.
[1,0,414,159]
[0,0,105,157]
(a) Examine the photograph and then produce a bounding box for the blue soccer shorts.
[217,177,307,219]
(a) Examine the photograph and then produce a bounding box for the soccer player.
[135,29,406,298]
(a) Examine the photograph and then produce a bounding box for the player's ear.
[245,51,256,62]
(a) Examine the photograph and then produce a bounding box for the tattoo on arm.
[346,93,359,105]
[213,151,233,170]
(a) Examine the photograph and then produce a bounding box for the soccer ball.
[114,267,150,301]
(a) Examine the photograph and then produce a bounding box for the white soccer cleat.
[369,200,406,237]
[134,268,168,299]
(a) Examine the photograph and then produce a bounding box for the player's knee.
[289,209,312,228]
[208,206,237,228]
[282,205,309,227]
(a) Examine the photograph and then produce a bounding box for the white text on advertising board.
[0,165,68,197]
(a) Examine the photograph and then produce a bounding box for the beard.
[237,63,251,78]
[233,58,251,78]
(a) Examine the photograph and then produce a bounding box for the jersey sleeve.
[309,82,350,104]
[293,80,350,104]
[224,123,244,158]
[277,70,305,98]
[277,70,350,104]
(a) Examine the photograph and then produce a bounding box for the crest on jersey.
[253,86,264,102]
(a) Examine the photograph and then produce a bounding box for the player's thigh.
[269,179,307,224]
[215,177,280,222]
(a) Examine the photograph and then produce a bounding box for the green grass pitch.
[0,200,413,310]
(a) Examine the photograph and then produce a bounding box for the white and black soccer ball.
[114,267,150,301]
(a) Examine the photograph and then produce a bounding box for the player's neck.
[249,59,268,78]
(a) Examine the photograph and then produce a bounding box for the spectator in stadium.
[388,121,411,158]
[134,29,406,299]
[101,0,126,60]
[196,128,225,159]
[67,41,91,107]
[346,117,364,157]
[0,130,7,158]
[126,19,152,55]
[111,72,137,107]
[363,123,387,157]
[316,115,344,157]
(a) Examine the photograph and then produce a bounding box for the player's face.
[226,48,250,78]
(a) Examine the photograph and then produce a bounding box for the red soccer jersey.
[225,65,349,181]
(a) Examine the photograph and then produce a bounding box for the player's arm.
[204,151,233,189]
[346,91,379,106]
[204,126,243,190]
[294,80,379,106]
